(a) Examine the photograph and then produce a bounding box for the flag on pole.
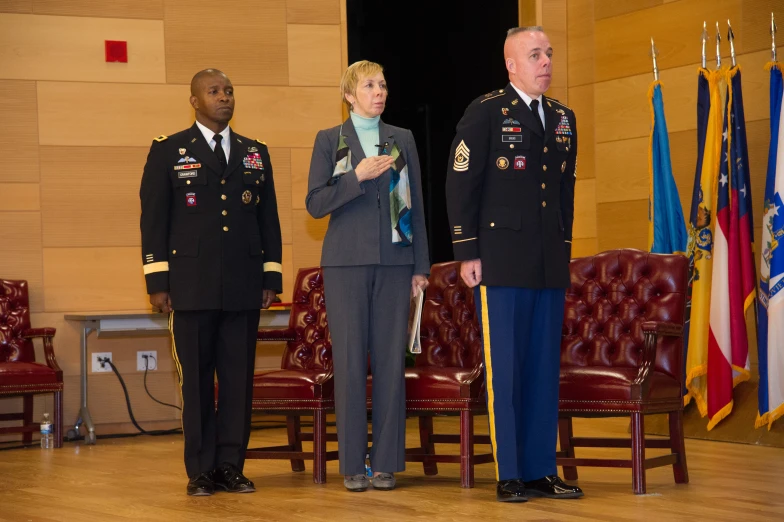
[684,69,723,413]
[706,66,753,430]
[648,81,688,254]
[757,62,784,430]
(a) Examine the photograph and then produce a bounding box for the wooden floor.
[1,416,783,521]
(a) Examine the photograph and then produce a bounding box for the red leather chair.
[0,279,63,447]
[403,261,493,488]
[246,267,337,483]
[557,249,689,494]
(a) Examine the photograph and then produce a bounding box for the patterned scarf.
[388,143,412,246]
[333,129,413,246]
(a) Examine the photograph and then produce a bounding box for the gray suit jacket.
[306,117,430,275]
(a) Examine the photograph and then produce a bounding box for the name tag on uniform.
[178,171,198,178]
[502,135,523,143]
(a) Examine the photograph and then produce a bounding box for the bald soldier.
[446,27,583,502]
[140,69,282,496]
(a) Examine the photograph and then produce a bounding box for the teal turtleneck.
[350,111,381,159]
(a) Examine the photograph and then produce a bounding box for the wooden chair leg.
[287,415,306,472]
[54,391,63,448]
[631,412,646,494]
[668,409,689,484]
[459,410,475,488]
[418,416,438,476]
[22,395,33,444]
[558,417,578,480]
[312,410,327,484]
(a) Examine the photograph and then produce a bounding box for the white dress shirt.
[510,83,545,130]
[195,120,231,160]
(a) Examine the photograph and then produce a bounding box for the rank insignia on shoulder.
[255,138,266,145]
[153,135,168,142]
[453,140,470,172]
[496,157,509,170]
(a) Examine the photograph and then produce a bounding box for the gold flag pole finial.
[715,21,722,69]
[701,21,708,69]
[727,19,736,67]
[773,12,778,62]
[650,37,659,81]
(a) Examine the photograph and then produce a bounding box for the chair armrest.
[257,328,296,342]
[460,364,486,399]
[633,322,683,396]
[21,328,62,374]
[641,321,683,337]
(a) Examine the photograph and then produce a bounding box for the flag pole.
[650,37,659,81]
[728,20,736,67]
[701,21,708,69]
[773,13,778,63]
[715,21,722,69]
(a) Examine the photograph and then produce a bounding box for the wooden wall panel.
[0,14,165,83]
[568,84,595,179]
[594,0,741,83]
[287,0,340,24]
[231,87,343,148]
[0,80,39,182]
[37,82,192,146]
[0,183,39,211]
[567,0,594,87]
[0,0,30,13]
[164,0,288,86]
[32,0,164,19]
[290,148,312,210]
[542,0,568,95]
[42,247,149,312]
[40,147,147,248]
[519,0,537,26]
[268,147,292,245]
[292,209,328,270]
[574,178,597,238]
[287,24,342,86]
[594,0,662,20]
[597,199,649,251]
[572,237,598,258]
[0,212,43,312]
[282,244,294,300]
[596,136,648,203]
[740,0,783,54]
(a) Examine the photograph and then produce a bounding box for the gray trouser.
[322,264,413,475]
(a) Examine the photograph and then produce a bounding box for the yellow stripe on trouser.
[169,313,185,431]
[479,285,500,481]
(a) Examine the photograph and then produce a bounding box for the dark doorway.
[346,0,519,263]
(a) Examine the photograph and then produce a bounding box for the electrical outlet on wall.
[92,352,112,373]
[137,351,158,371]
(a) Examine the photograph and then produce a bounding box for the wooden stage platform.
[1,416,783,521]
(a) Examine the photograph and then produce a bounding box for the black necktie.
[529,99,545,135]
[213,133,227,169]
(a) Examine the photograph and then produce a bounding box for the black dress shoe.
[212,463,256,493]
[524,475,583,499]
[187,472,215,496]
[496,479,528,503]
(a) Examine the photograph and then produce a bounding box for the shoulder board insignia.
[546,98,572,111]
[153,135,168,142]
[255,138,267,145]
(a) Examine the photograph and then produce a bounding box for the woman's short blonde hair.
[340,60,385,111]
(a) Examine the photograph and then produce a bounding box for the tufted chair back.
[0,280,35,363]
[561,249,688,381]
[280,267,332,372]
[416,262,483,369]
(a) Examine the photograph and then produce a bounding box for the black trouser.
[170,309,260,478]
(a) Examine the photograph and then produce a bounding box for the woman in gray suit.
[306,60,430,492]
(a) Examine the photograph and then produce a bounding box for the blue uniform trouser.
[475,285,566,482]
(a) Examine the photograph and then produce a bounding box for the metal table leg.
[71,324,97,444]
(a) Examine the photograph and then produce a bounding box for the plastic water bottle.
[364,452,372,478]
[40,413,53,449]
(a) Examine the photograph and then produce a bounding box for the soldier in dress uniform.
[140,69,283,496]
[445,27,584,502]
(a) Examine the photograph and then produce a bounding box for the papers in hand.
[407,286,425,354]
